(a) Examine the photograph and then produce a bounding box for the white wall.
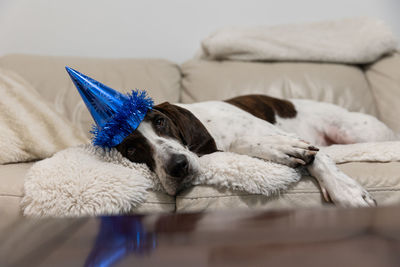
[0,0,398,62]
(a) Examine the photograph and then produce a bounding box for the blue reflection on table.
[85,216,156,267]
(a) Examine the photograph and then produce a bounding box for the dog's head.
[116,102,218,195]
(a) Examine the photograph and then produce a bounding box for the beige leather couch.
[1,53,400,221]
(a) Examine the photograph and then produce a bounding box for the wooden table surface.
[2,205,400,267]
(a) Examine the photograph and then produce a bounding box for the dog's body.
[116,94,398,207]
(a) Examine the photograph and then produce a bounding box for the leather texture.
[0,163,32,230]
[366,52,400,132]
[181,59,378,116]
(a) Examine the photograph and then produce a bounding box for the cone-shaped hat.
[66,66,153,148]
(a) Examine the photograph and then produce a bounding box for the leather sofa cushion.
[176,161,400,212]
[0,163,32,230]
[181,60,378,116]
[0,54,181,136]
[366,52,400,132]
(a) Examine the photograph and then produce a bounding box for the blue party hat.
[66,66,153,148]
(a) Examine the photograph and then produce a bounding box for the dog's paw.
[319,173,377,207]
[267,137,319,167]
[230,135,319,168]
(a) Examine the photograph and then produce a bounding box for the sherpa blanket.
[199,17,398,64]
[22,141,400,217]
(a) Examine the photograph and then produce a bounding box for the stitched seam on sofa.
[367,187,400,192]
[141,202,175,204]
[5,187,397,199]
[176,192,322,200]
[176,193,322,201]
[362,72,382,118]
[0,194,22,198]
[0,196,175,205]
[0,194,177,205]
[369,68,399,81]
[177,188,400,199]
[175,190,336,199]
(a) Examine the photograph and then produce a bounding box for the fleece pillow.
[0,68,88,164]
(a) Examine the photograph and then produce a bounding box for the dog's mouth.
[162,170,198,196]
[166,154,190,179]
[161,160,199,196]
[152,150,201,195]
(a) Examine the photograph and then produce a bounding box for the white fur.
[307,153,375,207]
[177,100,397,207]
[176,102,293,151]
[195,152,301,195]
[137,121,200,195]
[279,99,399,145]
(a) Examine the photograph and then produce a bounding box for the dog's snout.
[167,154,189,179]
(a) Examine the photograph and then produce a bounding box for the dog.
[116,94,398,207]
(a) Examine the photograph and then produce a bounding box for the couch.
[1,52,400,224]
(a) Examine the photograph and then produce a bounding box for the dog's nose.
[167,154,189,179]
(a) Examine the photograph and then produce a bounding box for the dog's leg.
[282,99,399,145]
[323,111,399,144]
[229,135,319,167]
[229,135,376,207]
[307,152,376,207]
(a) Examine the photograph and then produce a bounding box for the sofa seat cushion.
[176,162,400,212]
[0,163,175,228]
[0,163,33,230]
[181,60,378,116]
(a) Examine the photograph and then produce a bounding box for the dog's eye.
[155,117,166,127]
[127,147,136,156]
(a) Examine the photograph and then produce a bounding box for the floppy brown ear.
[154,102,218,156]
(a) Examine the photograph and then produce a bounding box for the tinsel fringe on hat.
[91,90,153,148]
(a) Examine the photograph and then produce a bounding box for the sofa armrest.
[366,51,400,131]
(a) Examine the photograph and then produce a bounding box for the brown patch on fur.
[225,95,297,124]
[116,131,156,171]
[116,103,218,171]
[154,102,218,156]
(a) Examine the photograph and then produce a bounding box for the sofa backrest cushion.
[366,52,400,132]
[181,60,378,116]
[0,54,181,136]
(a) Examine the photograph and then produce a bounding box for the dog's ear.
[154,102,218,156]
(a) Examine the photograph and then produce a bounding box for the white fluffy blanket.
[22,141,400,217]
[199,17,398,64]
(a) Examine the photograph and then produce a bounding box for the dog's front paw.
[319,173,377,207]
[267,137,319,167]
[230,135,319,167]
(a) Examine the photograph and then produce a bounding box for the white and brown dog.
[116,95,398,207]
